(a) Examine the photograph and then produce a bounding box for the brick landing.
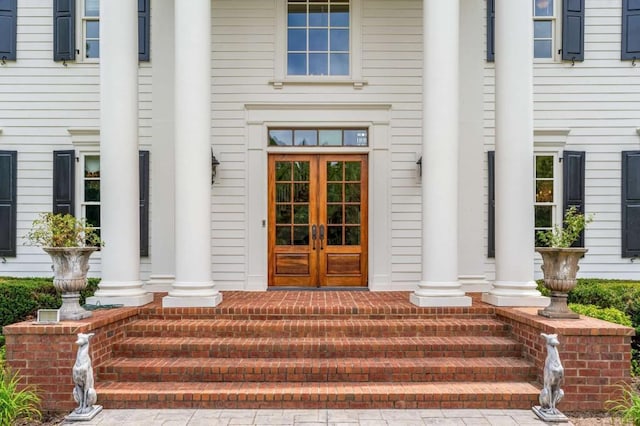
[3,292,635,412]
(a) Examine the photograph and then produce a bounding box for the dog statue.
[539,333,564,415]
[72,333,97,415]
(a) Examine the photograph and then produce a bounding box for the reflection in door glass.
[275,162,291,180]
[293,226,310,245]
[345,162,361,181]
[276,226,291,245]
[327,161,343,181]
[293,161,310,180]
[345,226,360,245]
[327,226,342,245]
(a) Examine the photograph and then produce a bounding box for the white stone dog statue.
[72,332,97,415]
[539,333,564,415]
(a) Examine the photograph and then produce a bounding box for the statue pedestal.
[65,405,103,422]
[532,406,569,423]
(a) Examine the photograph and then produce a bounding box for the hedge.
[0,277,99,333]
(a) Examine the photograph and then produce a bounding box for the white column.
[163,0,222,307]
[482,0,548,307]
[458,0,490,293]
[146,0,175,293]
[411,0,471,307]
[88,0,152,307]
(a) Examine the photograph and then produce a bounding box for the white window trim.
[76,0,99,63]
[533,0,562,63]
[271,0,366,89]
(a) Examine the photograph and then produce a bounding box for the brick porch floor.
[3,291,635,413]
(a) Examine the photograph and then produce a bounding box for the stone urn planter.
[26,213,102,321]
[44,247,98,320]
[535,247,587,319]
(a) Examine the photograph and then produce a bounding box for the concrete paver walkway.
[70,409,567,425]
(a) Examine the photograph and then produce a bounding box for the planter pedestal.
[536,247,587,320]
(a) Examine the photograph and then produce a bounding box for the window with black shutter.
[622,151,640,257]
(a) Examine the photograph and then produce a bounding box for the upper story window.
[533,0,557,59]
[287,0,350,76]
[81,0,100,59]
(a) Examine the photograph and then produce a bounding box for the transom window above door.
[287,0,350,76]
[269,128,367,147]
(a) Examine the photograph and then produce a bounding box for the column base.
[144,275,175,293]
[410,294,472,307]
[458,275,491,293]
[162,292,222,308]
[482,293,549,307]
[86,293,153,307]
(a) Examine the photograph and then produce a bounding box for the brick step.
[95,381,540,409]
[124,318,509,338]
[97,356,536,383]
[112,336,522,359]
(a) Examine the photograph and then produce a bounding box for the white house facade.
[0,0,639,307]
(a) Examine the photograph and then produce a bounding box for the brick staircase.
[94,292,541,409]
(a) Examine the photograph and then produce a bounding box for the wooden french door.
[268,154,368,287]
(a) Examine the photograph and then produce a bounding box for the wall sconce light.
[416,156,422,178]
[211,151,220,184]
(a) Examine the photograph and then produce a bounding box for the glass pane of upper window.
[319,130,342,146]
[85,0,99,17]
[534,21,552,38]
[287,0,350,76]
[86,21,99,39]
[534,0,553,17]
[86,40,100,58]
[294,130,318,146]
[270,130,293,146]
[344,130,368,146]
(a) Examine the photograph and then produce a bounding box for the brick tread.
[113,335,522,358]
[95,381,540,409]
[125,318,509,337]
[98,356,535,383]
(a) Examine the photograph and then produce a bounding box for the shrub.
[0,367,41,426]
[569,303,633,327]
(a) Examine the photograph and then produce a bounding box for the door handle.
[319,224,325,250]
[311,224,317,250]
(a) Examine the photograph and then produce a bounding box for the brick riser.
[96,382,540,410]
[124,318,510,338]
[111,336,522,359]
[98,357,536,383]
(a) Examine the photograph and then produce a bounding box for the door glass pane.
[276,226,292,245]
[327,183,343,202]
[294,205,309,224]
[345,162,361,181]
[276,205,292,224]
[293,226,310,245]
[327,225,342,245]
[294,183,309,202]
[327,161,343,181]
[275,162,292,181]
[327,204,343,224]
[345,205,360,224]
[276,184,291,202]
[345,226,360,245]
[345,183,360,202]
[293,161,310,180]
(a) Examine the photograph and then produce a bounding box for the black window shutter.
[487,0,495,62]
[0,0,17,61]
[562,151,586,247]
[562,0,585,62]
[53,0,75,62]
[622,0,640,60]
[139,150,149,256]
[0,151,17,257]
[622,151,640,257]
[138,0,150,61]
[488,151,495,258]
[53,150,75,216]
